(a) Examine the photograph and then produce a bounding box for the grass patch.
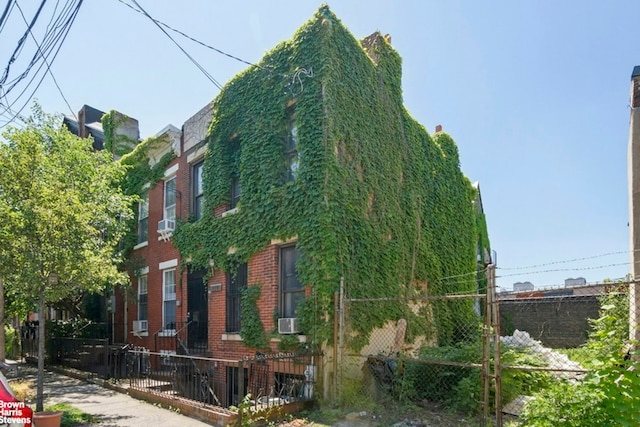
[44,403,100,427]
[9,379,35,402]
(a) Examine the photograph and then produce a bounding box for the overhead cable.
[128,0,223,90]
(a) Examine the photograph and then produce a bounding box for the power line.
[496,261,629,279]
[127,0,223,90]
[0,0,47,87]
[0,0,15,33]
[497,249,630,271]
[14,0,76,120]
[116,0,273,74]
[0,0,83,130]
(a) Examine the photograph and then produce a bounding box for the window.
[280,245,304,318]
[230,174,241,210]
[164,176,177,221]
[192,161,204,220]
[137,194,149,243]
[163,269,176,330]
[229,138,241,210]
[226,263,247,333]
[284,107,299,182]
[138,275,148,321]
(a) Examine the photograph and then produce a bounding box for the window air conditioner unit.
[157,219,176,232]
[278,317,300,334]
[133,320,148,333]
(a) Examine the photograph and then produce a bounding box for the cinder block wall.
[499,296,600,348]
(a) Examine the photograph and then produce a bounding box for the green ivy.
[239,284,269,349]
[173,6,490,350]
[104,111,177,259]
[102,110,139,157]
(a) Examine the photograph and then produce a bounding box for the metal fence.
[127,349,322,410]
[336,268,635,426]
[337,289,488,423]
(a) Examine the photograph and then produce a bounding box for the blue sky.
[0,1,636,290]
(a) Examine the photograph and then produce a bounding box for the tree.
[0,106,134,411]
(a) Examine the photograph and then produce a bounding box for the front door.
[187,268,208,352]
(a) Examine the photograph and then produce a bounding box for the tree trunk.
[36,290,45,412]
[0,276,4,361]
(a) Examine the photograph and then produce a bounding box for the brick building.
[117,7,488,403]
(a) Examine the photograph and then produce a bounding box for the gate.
[336,265,502,426]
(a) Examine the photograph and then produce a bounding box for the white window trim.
[136,275,149,337]
[133,241,148,250]
[163,175,177,221]
[187,146,207,164]
[162,268,177,333]
[159,259,178,270]
[221,207,239,217]
[164,164,179,179]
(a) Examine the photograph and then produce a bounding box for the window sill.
[221,333,243,341]
[271,335,307,343]
[132,331,148,337]
[221,207,239,217]
[133,241,148,250]
[158,330,176,337]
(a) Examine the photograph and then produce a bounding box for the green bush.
[520,290,640,426]
[399,340,551,415]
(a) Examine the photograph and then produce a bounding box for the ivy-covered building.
[119,5,489,399]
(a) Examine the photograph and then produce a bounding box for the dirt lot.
[272,401,483,427]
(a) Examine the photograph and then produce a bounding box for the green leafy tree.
[0,106,134,411]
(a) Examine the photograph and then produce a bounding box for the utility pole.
[628,65,640,345]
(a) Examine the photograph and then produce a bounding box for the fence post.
[338,277,345,404]
[482,268,492,426]
[489,264,503,426]
[238,359,245,401]
[333,290,339,404]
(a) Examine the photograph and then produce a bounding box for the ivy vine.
[173,6,490,351]
[103,111,177,259]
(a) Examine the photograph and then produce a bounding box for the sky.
[0,1,637,291]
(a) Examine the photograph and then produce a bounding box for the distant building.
[62,104,140,154]
[513,281,534,292]
[564,277,587,288]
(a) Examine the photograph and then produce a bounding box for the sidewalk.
[13,364,212,426]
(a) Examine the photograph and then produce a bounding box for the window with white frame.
[138,275,148,321]
[164,176,177,221]
[163,269,176,330]
[192,161,204,220]
[284,106,299,182]
[137,194,149,243]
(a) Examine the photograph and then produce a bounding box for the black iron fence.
[127,349,322,410]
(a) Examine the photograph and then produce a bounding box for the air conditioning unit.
[157,219,176,232]
[278,317,300,334]
[133,320,148,333]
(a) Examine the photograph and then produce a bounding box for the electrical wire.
[496,262,629,279]
[0,0,47,86]
[497,249,630,271]
[14,0,76,120]
[116,0,273,73]
[128,0,223,90]
[0,0,15,32]
[0,0,82,130]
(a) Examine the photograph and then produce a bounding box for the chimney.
[435,125,442,133]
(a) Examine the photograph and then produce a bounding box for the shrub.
[520,289,640,426]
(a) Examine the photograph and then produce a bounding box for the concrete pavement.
[13,364,213,426]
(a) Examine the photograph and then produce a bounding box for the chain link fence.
[336,289,488,424]
[334,271,635,426]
